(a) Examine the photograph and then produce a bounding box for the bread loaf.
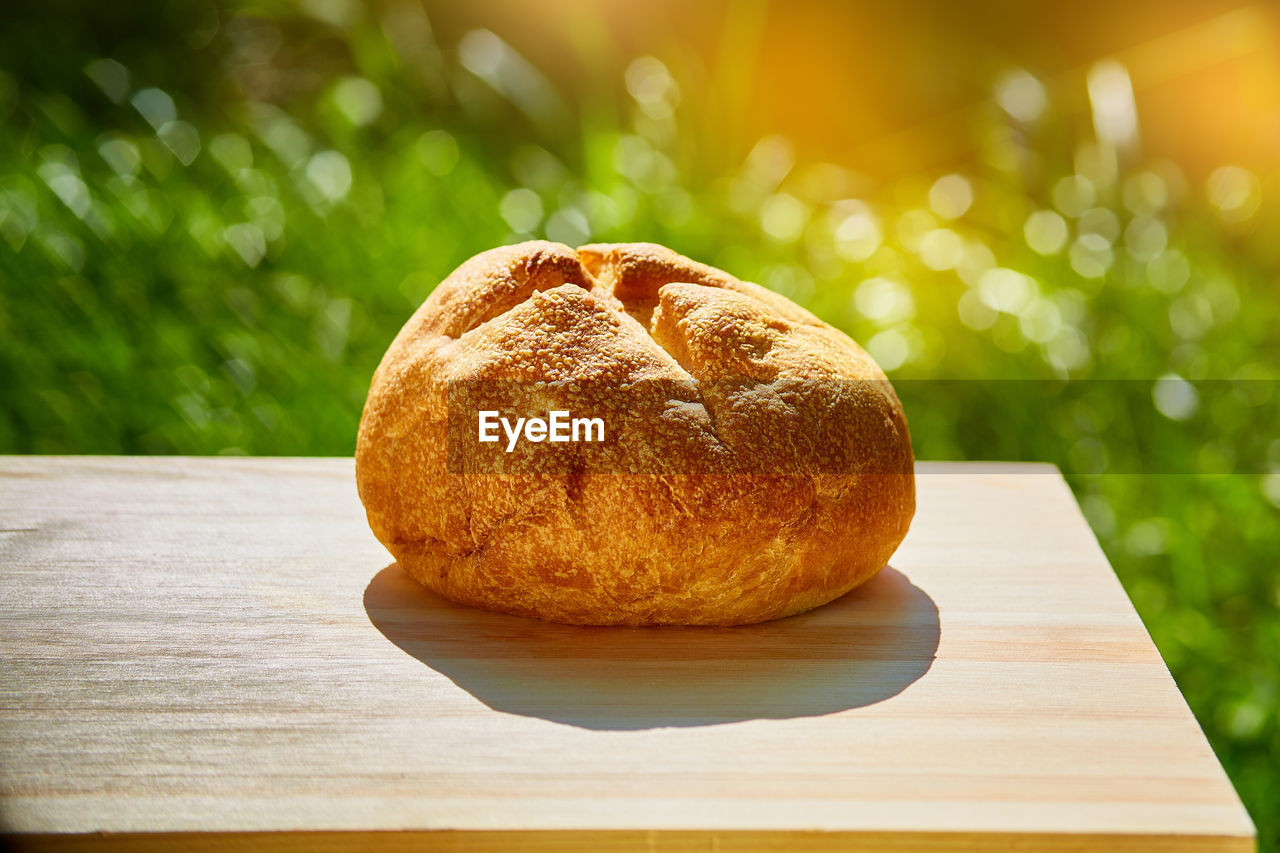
[355,241,914,626]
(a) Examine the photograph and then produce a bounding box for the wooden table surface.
[0,457,1254,851]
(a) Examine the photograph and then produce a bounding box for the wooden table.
[0,457,1254,851]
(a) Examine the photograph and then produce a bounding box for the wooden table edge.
[3,828,1258,852]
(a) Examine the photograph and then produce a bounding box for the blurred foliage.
[1,1,1278,846]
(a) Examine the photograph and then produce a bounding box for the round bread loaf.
[355,241,914,626]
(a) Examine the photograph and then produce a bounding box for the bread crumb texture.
[356,241,915,625]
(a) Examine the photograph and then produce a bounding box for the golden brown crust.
[355,241,915,626]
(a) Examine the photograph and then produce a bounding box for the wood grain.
[0,457,1254,851]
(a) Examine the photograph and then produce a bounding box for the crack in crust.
[355,241,915,626]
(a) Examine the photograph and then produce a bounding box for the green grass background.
[1,2,1277,845]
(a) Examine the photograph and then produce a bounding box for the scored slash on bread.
[356,241,914,626]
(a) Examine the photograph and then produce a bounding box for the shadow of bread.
[363,563,938,730]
